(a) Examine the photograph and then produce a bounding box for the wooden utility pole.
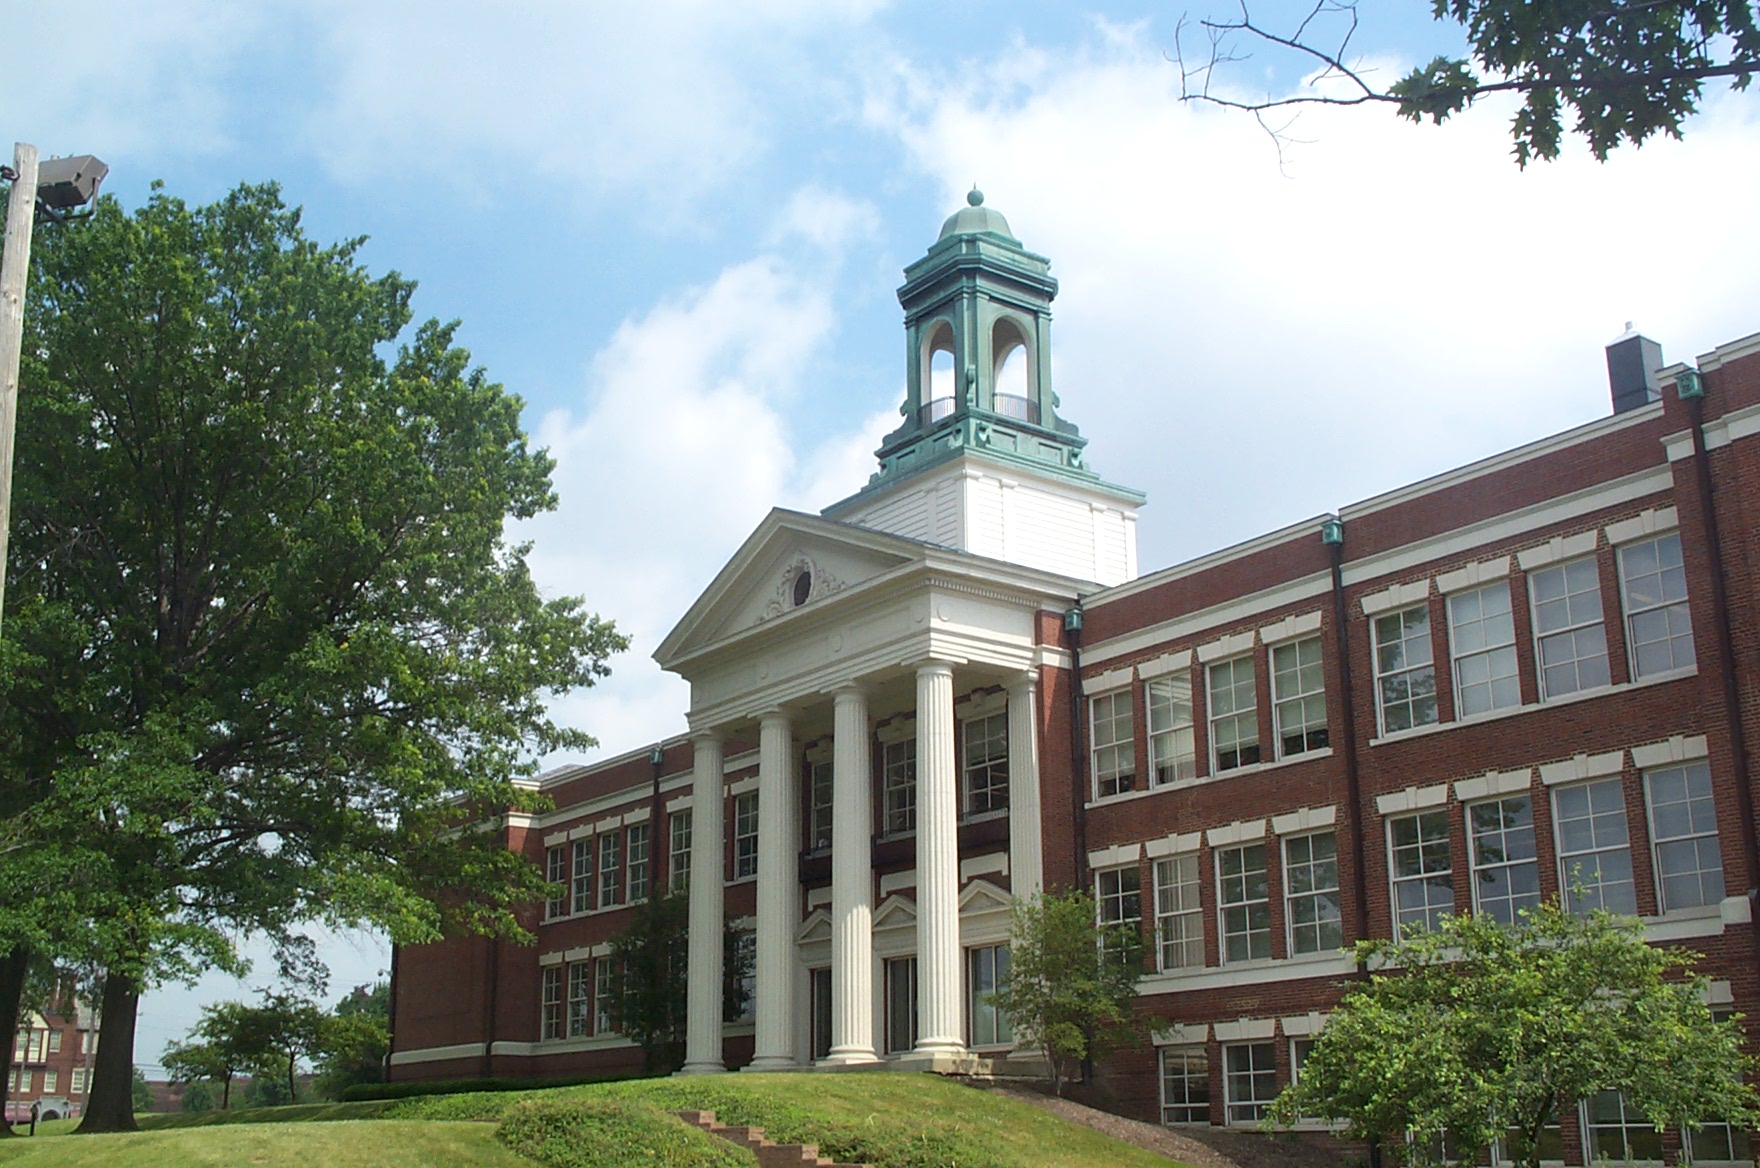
[0,142,40,632]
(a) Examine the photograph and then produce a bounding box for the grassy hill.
[0,1073,1187,1168]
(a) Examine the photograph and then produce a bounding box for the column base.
[741,1057,801,1073]
[675,1061,727,1076]
[817,1049,882,1068]
[893,1047,977,1075]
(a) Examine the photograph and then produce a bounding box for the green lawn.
[0,1072,1186,1168]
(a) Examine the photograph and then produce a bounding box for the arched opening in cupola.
[991,319,1037,423]
[922,321,956,425]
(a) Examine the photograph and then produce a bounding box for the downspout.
[649,744,666,894]
[385,945,400,1083]
[1321,518,1371,948]
[1065,602,1088,892]
[1678,371,1760,965]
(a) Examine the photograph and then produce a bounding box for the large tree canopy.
[1178,0,1759,165]
[0,181,626,1132]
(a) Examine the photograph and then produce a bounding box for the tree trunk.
[287,1051,296,1105]
[0,945,29,1137]
[76,969,140,1133]
[221,1072,231,1110]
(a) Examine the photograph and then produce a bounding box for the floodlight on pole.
[0,142,109,632]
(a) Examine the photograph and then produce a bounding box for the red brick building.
[7,1000,95,1122]
[391,195,1760,1164]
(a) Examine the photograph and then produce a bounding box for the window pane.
[1620,533,1696,679]
[1091,690,1137,797]
[1148,674,1197,785]
[1218,844,1271,961]
[1450,584,1520,717]
[963,713,1009,815]
[1390,810,1453,938]
[1154,854,1204,970]
[1285,832,1342,954]
[1375,605,1438,733]
[1530,559,1610,699]
[1555,779,1637,916]
[1272,637,1328,758]
[883,739,918,833]
[1209,657,1261,772]
[1469,796,1541,925]
[1161,1046,1210,1124]
[1644,761,1723,912]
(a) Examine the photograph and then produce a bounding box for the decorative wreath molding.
[758,554,846,621]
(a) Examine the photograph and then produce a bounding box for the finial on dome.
[967,186,984,207]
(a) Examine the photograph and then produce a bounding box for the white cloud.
[521,211,889,761]
[866,28,1760,566]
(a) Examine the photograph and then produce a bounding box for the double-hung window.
[1530,556,1610,698]
[1090,690,1136,797]
[1271,637,1327,758]
[1585,1091,1665,1163]
[1207,657,1260,771]
[571,838,594,914]
[1224,1043,1278,1125]
[1618,532,1695,678]
[1095,864,1142,958]
[808,760,834,851]
[566,961,592,1038]
[963,712,1009,815]
[1388,810,1452,938]
[1147,674,1196,785]
[1217,843,1271,962]
[627,823,650,902]
[1448,583,1520,717]
[1284,832,1341,954]
[1153,854,1203,970]
[599,830,624,908]
[968,945,1012,1047]
[882,739,917,834]
[545,845,568,920]
[540,966,563,1040]
[1374,604,1438,733]
[1553,779,1636,915]
[1160,1046,1210,1124]
[1467,796,1540,925]
[733,791,759,879]
[1644,760,1723,912]
[669,810,692,893]
[594,958,618,1034]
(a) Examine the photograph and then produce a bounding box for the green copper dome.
[937,188,1016,242]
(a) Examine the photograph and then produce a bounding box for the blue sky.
[9,0,1759,1071]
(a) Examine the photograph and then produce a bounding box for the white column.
[680,731,726,1074]
[825,685,879,1065]
[748,710,799,1070]
[1006,672,1044,901]
[912,660,966,1058]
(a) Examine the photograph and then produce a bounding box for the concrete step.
[674,1109,872,1168]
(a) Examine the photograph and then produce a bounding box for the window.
[567,961,592,1038]
[1290,1038,1324,1126]
[1531,557,1610,698]
[1374,604,1438,733]
[1284,832,1342,954]
[1272,637,1328,758]
[1096,864,1142,959]
[962,712,1009,815]
[1160,1046,1210,1124]
[1090,690,1136,797]
[42,1069,56,1093]
[47,1031,60,1054]
[599,830,624,908]
[540,966,563,1040]
[886,956,918,1054]
[1153,854,1203,971]
[594,958,618,1034]
[1224,1042,1278,1124]
[545,844,568,920]
[1554,779,1637,915]
[627,823,650,902]
[810,968,832,1061]
[733,791,759,879]
[70,1067,85,1095]
[1218,844,1272,961]
[1619,532,1695,679]
[1389,810,1453,938]
[1644,760,1724,912]
[1208,657,1260,771]
[1449,583,1520,717]
[670,811,692,894]
[1147,674,1196,785]
[808,760,833,851]
[883,739,917,834]
[1692,1010,1752,1164]
[571,839,593,914]
[1586,1090,1664,1163]
[1468,796,1541,925]
[968,945,1012,1047]
[730,930,756,1023]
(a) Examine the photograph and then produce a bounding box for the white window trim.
[1386,808,1454,942]
[1282,830,1342,957]
[1088,687,1136,800]
[1550,777,1638,917]
[1616,531,1696,681]
[1527,555,1611,702]
[1269,636,1327,761]
[1446,581,1522,719]
[1215,840,1272,965]
[1371,603,1438,736]
[1206,654,1261,774]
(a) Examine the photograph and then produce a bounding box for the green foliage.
[495,1098,751,1168]
[130,1068,152,1114]
[1267,899,1760,1168]
[335,1071,648,1104]
[1394,0,1760,165]
[313,982,391,1099]
[988,890,1144,1095]
[178,1081,215,1113]
[601,893,690,1074]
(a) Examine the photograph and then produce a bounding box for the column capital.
[690,727,726,746]
[830,679,870,700]
[1006,669,1038,695]
[914,658,956,681]
[756,707,793,729]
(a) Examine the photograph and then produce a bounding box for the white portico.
[655,192,1143,1074]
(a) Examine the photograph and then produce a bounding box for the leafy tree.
[129,1068,152,1115]
[0,180,626,1133]
[1177,0,1760,165]
[1267,900,1760,1168]
[313,982,391,1098]
[988,890,1144,1096]
[602,892,691,1074]
[179,1080,215,1113]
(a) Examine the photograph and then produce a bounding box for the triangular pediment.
[796,909,831,945]
[655,509,930,669]
[958,878,1013,916]
[872,893,917,932]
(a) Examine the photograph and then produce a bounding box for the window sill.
[727,875,757,887]
[1085,749,1335,809]
[1369,666,1700,747]
[960,808,1009,826]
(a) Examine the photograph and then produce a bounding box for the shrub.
[338,1070,650,1102]
[496,1098,751,1168]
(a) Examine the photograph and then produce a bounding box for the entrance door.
[885,956,918,1055]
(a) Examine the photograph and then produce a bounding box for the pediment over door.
[656,509,928,668]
